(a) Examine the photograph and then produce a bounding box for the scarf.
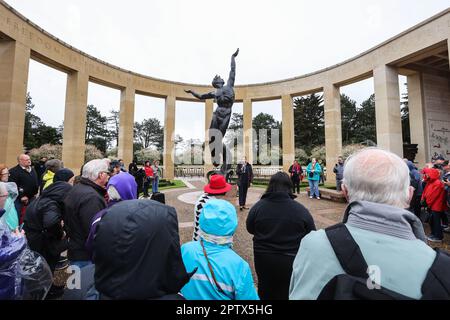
[343,201,426,243]
[198,228,234,246]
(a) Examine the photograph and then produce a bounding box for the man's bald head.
[342,148,411,208]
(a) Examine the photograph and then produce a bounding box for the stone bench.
[305,187,347,203]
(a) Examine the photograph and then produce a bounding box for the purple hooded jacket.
[85,172,137,258]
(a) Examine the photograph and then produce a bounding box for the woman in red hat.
[192,174,232,241]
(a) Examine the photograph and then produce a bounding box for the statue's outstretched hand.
[185,89,192,94]
[232,48,239,57]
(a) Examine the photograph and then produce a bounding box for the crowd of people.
[0,148,449,300]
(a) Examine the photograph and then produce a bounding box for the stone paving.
[164,178,348,282]
[55,179,449,292]
[165,178,450,283]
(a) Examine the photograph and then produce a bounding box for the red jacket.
[421,168,446,212]
[144,166,154,178]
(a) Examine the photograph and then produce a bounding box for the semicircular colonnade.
[0,1,449,180]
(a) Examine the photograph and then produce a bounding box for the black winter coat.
[23,181,72,258]
[63,178,106,261]
[64,199,190,300]
[9,165,39,199]
[246,191,316,256]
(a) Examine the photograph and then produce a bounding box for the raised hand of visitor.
[232,48,239,57]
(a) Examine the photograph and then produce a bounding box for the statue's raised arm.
[184,89,215,101]
[227,48,239,87]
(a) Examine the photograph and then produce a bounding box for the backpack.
[317,223,450,300]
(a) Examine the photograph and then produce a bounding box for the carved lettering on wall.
[429,120,450,158]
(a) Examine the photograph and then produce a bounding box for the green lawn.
[252,181,337,191]
[138,179,187,197]
[159,179,187,191]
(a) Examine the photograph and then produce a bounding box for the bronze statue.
[185,48,239,175]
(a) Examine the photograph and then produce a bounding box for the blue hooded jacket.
[180,199,259,300]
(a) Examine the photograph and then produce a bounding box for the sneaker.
[443,227,450,233]
[309,196,313,199]
[427,236,443,243]
[316,197,320,200]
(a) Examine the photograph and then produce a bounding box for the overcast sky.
[6,0,449,142]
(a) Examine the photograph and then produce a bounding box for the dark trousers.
[430,211,445,239]
[239,182,249,207]
[291,178,300,194]
[336,179,343,192]
[143,178,152,197]
[408,195,422,218]
[254,252,295,300]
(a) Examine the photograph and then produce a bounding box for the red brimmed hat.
[204,174,232,194]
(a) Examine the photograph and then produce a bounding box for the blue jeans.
[309,180,320,198]
[152,176,159,193]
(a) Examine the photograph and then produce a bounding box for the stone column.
[281,95,295,172]
[323,84,342,186]
[407,73,427,167]
[0,41,30,166]
[373,65,403,156]
[243,99,253,165]
[118,86,135,166]
[163,96,176,180]
[204,99,214,175]
[62,71,89,173]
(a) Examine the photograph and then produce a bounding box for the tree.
[85,105,109,153]
[134,118,164,150]
[340,94,357,144]
[23,93,62,150]
[252,112,282,165]
[107,109,120,148]
[354,94,376,144]
[224,113,243,158]
[293,93,325,154]
[228,113,243,130]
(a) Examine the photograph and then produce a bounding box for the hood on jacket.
[261,191,296,201]
[199,199,237,237]
[106,172,137,201]
[93,199,189,299]
[41,181,73,203]
[4,182,18,202]
[406,161,416,171]
[424,168,441,181]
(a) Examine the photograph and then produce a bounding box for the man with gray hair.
[63,159,109,268]
[289,148,448,300]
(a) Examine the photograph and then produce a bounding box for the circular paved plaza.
[164,178,348,281]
